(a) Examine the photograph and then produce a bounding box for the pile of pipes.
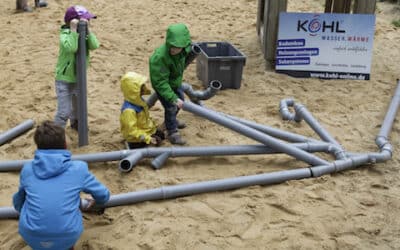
[1,80,399,219]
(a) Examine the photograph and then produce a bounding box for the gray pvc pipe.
[185,43,202,69]
[0,150,132,172]
[0,148,389,219]
[312,81,400,176]
[181,80,222,104]
[294,103,346,159]
[376,80,400,148]
[279,99,346,159]
[76,21,89,147]
[347,149,392,163]
[146,80,221,108]
[119,142,338,172]
[0,207,18,219]
[2,79,399,219]
[151,152,171,169]
[219,112,350,160]
[0,143,328,172]
[106,168,312,209]
[1,168,312,219]
[310,154,370,177]
[280,98,302,122]
[0,119,35,146]
[146,92,159,108]
[183,101,329,166]
[223,112,321,143]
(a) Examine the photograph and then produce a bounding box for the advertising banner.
[275,13,375,80]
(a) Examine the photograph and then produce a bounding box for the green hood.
[166,23,191,51]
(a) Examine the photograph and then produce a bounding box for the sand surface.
[0,0,400,249]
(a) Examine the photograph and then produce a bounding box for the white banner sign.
[275,13,375,80]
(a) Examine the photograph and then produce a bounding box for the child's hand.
[175,98,184,109]
[150,137,158,145]
[80,197,96,211]
[70,19,79,32]
[150,135,162,146]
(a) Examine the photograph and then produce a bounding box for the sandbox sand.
[0,0,399,249]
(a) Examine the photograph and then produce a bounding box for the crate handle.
[220,66,231,71]
[206,43,218,48]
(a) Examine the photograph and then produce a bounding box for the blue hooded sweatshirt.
[13,149,110,250]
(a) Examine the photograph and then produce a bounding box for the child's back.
[13,121,110,250]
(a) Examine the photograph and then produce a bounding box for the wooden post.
[256,0,264,37]
[353,0,376,13]
[258,0,287,66]
[344,0,352,13]
[332,0,346,12]
[325,0,333,12]
[325,0,353,13]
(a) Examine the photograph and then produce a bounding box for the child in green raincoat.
[120,72,164,149]
[54,5,99,130]
[149,23,193,145]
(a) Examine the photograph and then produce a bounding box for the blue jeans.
[54,80,78,127]
[156,87,184,134]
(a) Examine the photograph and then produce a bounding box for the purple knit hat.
[64,5,96,23]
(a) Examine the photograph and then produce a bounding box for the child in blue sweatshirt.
[13,121,110,250]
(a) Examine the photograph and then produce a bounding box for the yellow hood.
[120,72,151,106]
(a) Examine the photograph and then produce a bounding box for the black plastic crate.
[196,42,246,89]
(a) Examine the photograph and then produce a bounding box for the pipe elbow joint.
[119,151,144,173]
[375,136,388,149]
[279,99,296,121]
[381,144,393,157]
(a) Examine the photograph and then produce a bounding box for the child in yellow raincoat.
[120,72,164,149]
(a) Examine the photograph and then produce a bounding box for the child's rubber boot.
[35,0,47,7]
[168,132,186,145]
[23,6,33,12]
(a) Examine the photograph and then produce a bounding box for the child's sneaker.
[168,132,186,145]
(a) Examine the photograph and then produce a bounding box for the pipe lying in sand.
[0,150,385,219]
[119,142,338,172]
[375,79,400,150]
[0,150,132,172]
[0,142,334,172]
[279,99,346,159]
[0,119,35,146]
[0,167,313,219]
[183,101,329,166]
[280,98,302,122]
[216,110,322,143]
[214,111,351,160]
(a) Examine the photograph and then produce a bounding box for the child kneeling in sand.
[120,72,165,149]
[13,120,110,250]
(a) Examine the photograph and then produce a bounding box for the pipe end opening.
[209,80,222,90]
[119,160,133,173]
[192,44,202,54]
